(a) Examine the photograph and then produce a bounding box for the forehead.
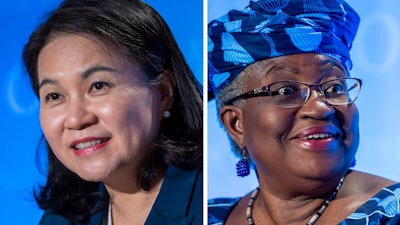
[37,34,129,75]
[243,53,347,78]
[40,34,126,64]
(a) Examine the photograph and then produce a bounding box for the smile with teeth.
[300,133,334,140]
[74,139,108,150]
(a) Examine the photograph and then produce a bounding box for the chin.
[74,167,110,182]
[305,160,347,179]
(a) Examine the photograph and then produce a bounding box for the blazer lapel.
[144,166,200,225]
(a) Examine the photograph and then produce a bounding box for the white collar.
[107,202,112,225]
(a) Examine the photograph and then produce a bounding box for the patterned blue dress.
[208,183,400,225]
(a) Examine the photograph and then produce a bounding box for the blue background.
[0,0,202,224]
[2,0,400,224]
[208,0,400,199]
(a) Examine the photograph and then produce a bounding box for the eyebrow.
[319,59,346,73]
[270,64,299,74]
[81,66,118,79]
[38,66,118,90]
[267,59,346,76]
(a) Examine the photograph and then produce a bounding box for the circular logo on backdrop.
[5,64,39,115]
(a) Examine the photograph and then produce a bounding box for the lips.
[299,133,335,140]
[70,137,110,152]
[293,126,342,150]
[295,125,341,138]
[73,138,109,150]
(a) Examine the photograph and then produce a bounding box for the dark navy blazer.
[39,166,203,225]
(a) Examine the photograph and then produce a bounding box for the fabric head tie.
[208,0,360,100]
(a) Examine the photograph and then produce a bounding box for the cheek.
[103,92,161,141]
[243,103,294,156]
[343,105,360,152]
[96,90,143,120]
[40,107,64,144]
[39,107,71,165]
[334,104,360,159]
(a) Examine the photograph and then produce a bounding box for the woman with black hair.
[23,0,203,224]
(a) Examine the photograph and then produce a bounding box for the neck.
[257,169,347,199]
[103,165,166,224]
[251,176,344,225]
[105,175,164,225]
[253,192,327,224]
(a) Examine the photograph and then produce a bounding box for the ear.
[219,105,246,148]
[157,70,176,111]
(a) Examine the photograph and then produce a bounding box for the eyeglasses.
[225,77,362,108]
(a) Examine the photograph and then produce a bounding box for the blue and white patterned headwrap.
[208,0,360,99]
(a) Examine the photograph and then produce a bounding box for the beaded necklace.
[246,177,345,225]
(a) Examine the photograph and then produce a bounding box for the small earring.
[349,158,356,168]
[236,150,250,177]
[162,110,171,118]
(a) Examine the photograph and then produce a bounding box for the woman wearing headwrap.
[208,0,400,224]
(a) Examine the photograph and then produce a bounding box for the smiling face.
[37,34,164,182]
[220,54,359,187]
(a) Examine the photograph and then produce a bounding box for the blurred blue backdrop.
[0,0,202,224]
[208,0,400,199]
[3,0,400,223]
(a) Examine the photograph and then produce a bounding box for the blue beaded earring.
[236,150,250,177]
[349,158,356,168]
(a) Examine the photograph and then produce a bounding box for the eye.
[92,82,105,90]
[325,83,345,94]
[89,81,111,93]
[44,92,62,102]
[276,86,299,96]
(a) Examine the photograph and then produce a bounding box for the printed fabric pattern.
[208,183,400,225]
[207,0,360,99]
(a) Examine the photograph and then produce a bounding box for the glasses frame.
[225,77,362,108]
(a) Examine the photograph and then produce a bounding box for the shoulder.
[39,212,70,225]
[343,182,400,224]
[183,167,203,218]
[164,165,202,183]
[147,166,203,225]
[163,166,202,199]
[341,170,397,198]
[335,170,396,210]
[39,210,104,225]
[208,197,241,225]
[161,166,202,202]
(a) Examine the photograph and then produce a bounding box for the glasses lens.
[269,81,309,108]
[323,78,360,105]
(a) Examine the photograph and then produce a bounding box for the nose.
[64,100,98,130]
[299,90,335,119]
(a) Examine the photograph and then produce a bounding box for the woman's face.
[224,54,359,184]
[38,34,163,182]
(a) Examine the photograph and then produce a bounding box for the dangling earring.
[236,149,250,177]
[163,110,171,118]
[349,158,356,168]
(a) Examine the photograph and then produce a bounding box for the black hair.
[23,0,202,223]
